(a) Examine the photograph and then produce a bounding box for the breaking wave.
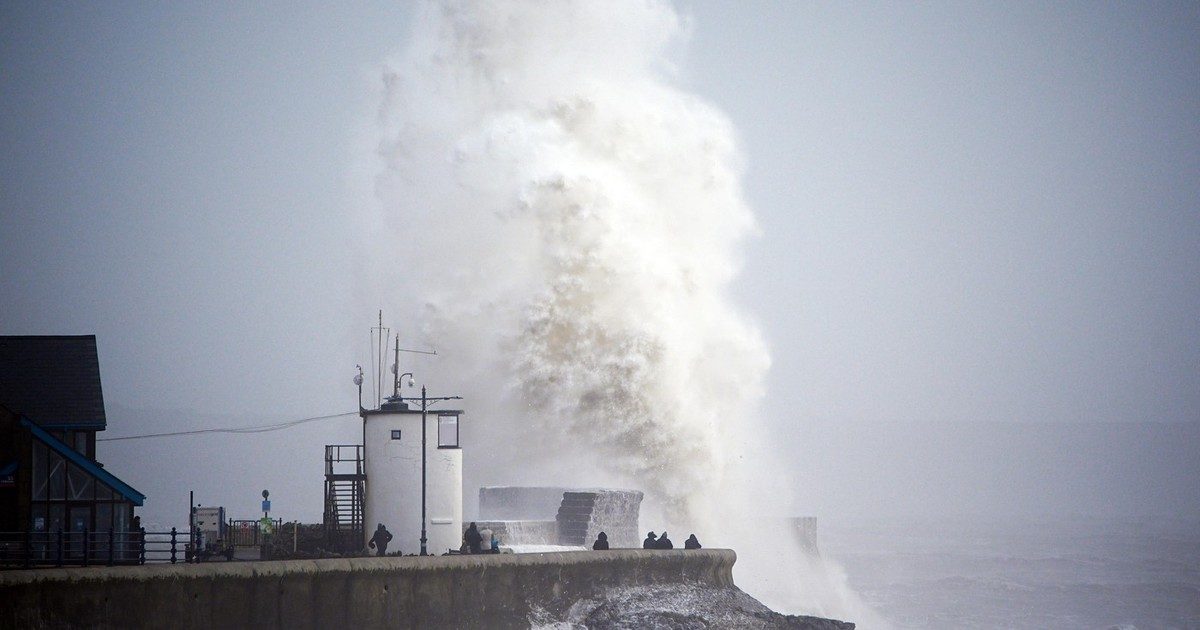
[364,1,883,625]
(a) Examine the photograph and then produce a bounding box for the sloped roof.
[0,335,107,429]
[20,417,144,505]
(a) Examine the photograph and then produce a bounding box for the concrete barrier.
[0,549,735,629]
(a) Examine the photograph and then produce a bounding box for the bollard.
[170,527,177,564]
[108,528,115,566]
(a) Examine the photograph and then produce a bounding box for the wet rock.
[564,583,855,630]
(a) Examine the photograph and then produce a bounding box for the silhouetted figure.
[464,522,484,554]
[655,531,673,549]
[684,534,701,549]
[368,523,393,556]
[643,531,657,549]
[131,516,144,561]
[592,532,609,550]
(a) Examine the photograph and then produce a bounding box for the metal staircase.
[323,444,365,553]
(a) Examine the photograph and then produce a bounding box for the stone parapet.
[0,549,735,629]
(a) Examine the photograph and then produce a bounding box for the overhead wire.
[96,411,357,442]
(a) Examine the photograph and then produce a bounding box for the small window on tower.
[438,414,459,448]
[390,430,402,440]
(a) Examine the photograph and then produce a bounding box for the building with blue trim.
[0,336,144,539]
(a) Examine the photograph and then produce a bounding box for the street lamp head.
[353,365,364,387]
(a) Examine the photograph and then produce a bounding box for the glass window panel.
[67,463,94,500]
[48,452,65,500]
[32,440,47,500]
[73,432,88,455]
[96,482,113,500]
[69,507,89,532]
[438,414,459,447]
[96,503,112,532]
[48,504,64,533]
[31,504,47,532]
[115,505,129,533]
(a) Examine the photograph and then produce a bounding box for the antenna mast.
[369,310,391,410]
[392,335,400,398]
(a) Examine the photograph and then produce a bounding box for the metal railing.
[0,528,202,569]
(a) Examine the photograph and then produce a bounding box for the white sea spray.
[364,1,885,625]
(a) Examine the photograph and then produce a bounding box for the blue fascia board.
[19,416,146,506]
[38,421,105,430]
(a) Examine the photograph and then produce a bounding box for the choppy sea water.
[821,516,1200,629]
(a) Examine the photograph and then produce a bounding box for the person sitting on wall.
[643,531,657,549]
[592,532,610,550]
[655,531,674,549]
[368,523,393,556]
[464,522,484,554]
[684,534,702,549]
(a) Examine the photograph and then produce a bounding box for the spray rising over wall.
[372,0,767,526]
[367,1,883,624]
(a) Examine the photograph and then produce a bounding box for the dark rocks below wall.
[541,583,855,629]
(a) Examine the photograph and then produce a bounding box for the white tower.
[363,397,463,556]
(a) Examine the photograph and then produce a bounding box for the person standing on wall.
[592,532,609,550]
[464,522,484,554]
[368,523,393,556]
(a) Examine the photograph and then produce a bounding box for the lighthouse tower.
[362,395,463,556]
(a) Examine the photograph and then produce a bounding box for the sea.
[820,515,1200,629]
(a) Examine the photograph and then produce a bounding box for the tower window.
[390,430,402,440]
[437,415,459,448]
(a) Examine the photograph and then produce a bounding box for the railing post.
[83,528,90,567]
[24,529,32,569]
[170,527,177,564]
[108,529,115,566]
[55,528,63,567]
[139,528,146,564]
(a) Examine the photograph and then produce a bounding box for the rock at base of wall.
[558,583,855,629]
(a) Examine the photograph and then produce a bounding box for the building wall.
[363,410,462,555]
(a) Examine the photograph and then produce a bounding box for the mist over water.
[366,0,880,624]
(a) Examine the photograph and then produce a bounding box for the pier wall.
[0,549,735,629]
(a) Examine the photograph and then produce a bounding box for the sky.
[2,1,1197,525]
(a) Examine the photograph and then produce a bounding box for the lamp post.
[420,386,428,555]
[397,383,461,556]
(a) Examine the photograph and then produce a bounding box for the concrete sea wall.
[0,549,735,629]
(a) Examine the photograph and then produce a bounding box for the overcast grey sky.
[2,1,1197,524]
